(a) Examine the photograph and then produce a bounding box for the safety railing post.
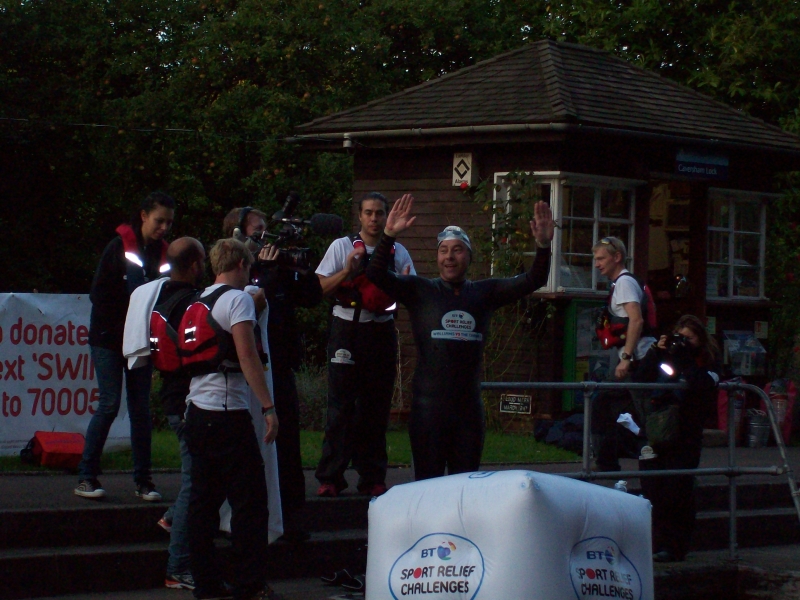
[726,384,738,561]
[744,384,800,529]
[480,379,800,562]
[582,382,595,477]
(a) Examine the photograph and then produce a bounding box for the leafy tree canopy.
[2,0,800,366]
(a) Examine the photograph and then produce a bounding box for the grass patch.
[0,429,576,473]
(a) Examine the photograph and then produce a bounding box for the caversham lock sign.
[675,149,729,180]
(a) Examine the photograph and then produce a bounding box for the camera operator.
[223,205,323,542]
[633,314,720,563]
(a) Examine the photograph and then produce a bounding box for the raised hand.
[529,201,555,247]
[345,246,365,275]
[385,194,416,237]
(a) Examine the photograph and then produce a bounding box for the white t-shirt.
[610,270,656,360]
[316,235,416,323]
[186,284,256,411]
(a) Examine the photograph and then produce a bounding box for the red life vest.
[335,234,397,315]
[149,287,197,373]
[177,286,268,377]
[116,224,169,294]
[594,272,657,350]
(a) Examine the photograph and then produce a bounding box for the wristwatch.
[620,351,633,361]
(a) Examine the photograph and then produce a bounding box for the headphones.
[232,206,254,240]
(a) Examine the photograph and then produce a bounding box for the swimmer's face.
[437,239,470,283]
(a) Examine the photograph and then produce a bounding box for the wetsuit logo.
[389,533,484,599]
[330,349,355,365]
[569,537,641,600]
[431,310,482,342]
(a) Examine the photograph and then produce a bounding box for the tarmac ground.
[1,445,798,599]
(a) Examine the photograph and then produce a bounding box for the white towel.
[122,278,168,370]
[219,289,284,543]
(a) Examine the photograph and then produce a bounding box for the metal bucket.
[747,410,770,448]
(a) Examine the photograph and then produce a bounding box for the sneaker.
[74,479,106,499]
[135,481,163,502]
[165,572,195,590]
[158,516,172,533]
[358,482,387,497]
[317,483,339,498]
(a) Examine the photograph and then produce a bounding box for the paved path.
[2,445,798,599]
[1,445,797,511]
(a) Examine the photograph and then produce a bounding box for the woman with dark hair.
[634,314,720,562]
[75,191,175,500]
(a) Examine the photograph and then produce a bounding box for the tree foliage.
[2,0,800,367]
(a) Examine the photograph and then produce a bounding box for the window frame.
[706,187,773,301]
[492,171,645,293]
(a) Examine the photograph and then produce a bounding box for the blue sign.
[675,149,728,180]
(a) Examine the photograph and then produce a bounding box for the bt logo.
[585,547,616,565]
[420,541,457,560]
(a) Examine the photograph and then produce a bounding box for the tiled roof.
[296,39,800,153]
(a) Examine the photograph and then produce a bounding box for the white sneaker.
[74,479,106,499]
[135,481,162,502]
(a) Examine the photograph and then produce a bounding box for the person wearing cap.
[366,194,554,480]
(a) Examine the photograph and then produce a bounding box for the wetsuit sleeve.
[366,232,416,305]
[484,246,551,310]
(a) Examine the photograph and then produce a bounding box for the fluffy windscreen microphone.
[308,213,343,237]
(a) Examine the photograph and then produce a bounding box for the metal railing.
[480,380,800,560]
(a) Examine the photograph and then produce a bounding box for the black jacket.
[89,232,165,351]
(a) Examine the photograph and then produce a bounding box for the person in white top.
[314,192,415,498]
[183,238,281,600]
[591,236,657,472]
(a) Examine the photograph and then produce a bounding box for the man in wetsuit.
[366,194,554,480]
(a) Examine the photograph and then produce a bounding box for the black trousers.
[315,317,397,490]
[591,363,649,471]
[272,363,306,515]
[186,405,268,600]
[639,444,701,560]
[409,393,485,481]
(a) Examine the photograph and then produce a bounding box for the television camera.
[234,192,343,270]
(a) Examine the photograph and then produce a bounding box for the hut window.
[493,172,640,293]
[707,189,767,300]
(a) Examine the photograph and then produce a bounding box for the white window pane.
[706,266,728,298]
[601,189,630,219]
[708,231,729,263]
[709,196,730,228]
[734,267,760,297]
[563,186,594,218]
[561,218,594,255]
[597,224,631,246]
[734,201,760,233]
[733,233,760,265]
[560,255,593,289]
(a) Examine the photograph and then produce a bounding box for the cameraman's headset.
[232,206,255,239]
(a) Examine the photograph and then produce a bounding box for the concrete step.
[0,530,368,600]
[0,496,369,550]
[0,480,797,599]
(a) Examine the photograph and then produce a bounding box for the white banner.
[0,293,131,456]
